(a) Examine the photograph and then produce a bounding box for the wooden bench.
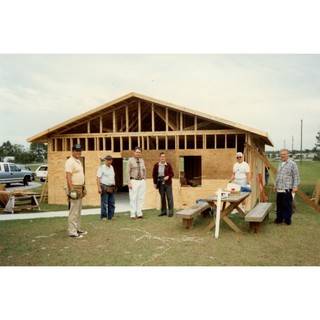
[245,202,272,233]
[176,202,211,229]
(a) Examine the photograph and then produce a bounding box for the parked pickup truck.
[0,162,33,186]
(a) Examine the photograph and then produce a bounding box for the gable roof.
[27,92,273,145]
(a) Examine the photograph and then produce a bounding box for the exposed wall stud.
[113,111,116,132]
[151,103,155,132]
[99,116,102,133]
[126,105,129,132]
[120,136,123,152]
[138,101,141,132]
[165,107,168,132]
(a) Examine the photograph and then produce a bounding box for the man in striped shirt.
[274,149,300,225]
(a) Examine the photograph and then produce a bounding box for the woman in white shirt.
[231,152,251,192]
[96,155,116,220]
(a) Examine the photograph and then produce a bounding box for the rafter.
[185,120,211,131]
[58,104,125,135]
[154,108,177,131]
[128,111,150,132]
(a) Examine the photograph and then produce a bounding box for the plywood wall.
[47,145,263,210]
[122,148,235,179]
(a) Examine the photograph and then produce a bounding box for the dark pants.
[101,192,115,220]
[159,183,174,215]
[276,191,293,224]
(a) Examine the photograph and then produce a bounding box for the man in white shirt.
[231,152,251,191]
[65,144,87,238]
[96,155,116,220]
[127,147,146,219]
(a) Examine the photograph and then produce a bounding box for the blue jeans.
[240,185,251,192]
[101,192,115,220]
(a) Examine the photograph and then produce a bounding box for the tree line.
[315,130,320,160]
[266,130,320,161]
[0,141,47,164]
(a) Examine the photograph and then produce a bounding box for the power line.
[300,119,303,162]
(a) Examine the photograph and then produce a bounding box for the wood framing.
[125,105,129,132]
[28,92,272,210]
[138,100,141,132]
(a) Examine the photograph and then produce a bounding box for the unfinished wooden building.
[28,92,273,210]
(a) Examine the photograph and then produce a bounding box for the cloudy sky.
[0,54,319,150]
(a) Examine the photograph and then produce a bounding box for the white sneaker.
[77,230,88,235]
[69,234,83,239]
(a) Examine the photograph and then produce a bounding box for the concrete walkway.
[0,193,132,221]
[0,207,131,221]
[5,181,42,191]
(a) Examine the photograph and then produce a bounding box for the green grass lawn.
[296,161,320,196]
[1,196,320,266]
[0,161,319,266]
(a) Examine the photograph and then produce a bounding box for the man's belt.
[277,189,292,193]
[69,185,86,199]
[100,184,116,193]
[130,177,144,180]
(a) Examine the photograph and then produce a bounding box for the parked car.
[35,165,48,182]
[16,164,35,181]
[3,156,15,162]
[0,162,33,186]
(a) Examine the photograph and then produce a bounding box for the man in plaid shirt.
[274,149,300,225]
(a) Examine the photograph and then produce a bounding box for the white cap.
[236,152,243,157]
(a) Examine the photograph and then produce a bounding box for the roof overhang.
[27,92,273,146]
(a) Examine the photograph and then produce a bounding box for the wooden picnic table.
[202,192,250,233]
[3,192,40,214]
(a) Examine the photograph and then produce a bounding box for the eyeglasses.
[236,157,242,159]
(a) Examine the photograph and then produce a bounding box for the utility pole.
[300,119,303,163]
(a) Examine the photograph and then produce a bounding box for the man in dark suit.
[152,152,174,217]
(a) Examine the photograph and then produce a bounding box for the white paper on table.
[215,189,222,239]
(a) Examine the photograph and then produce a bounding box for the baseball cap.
[103,155,113,161]
[72,144,82,151]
